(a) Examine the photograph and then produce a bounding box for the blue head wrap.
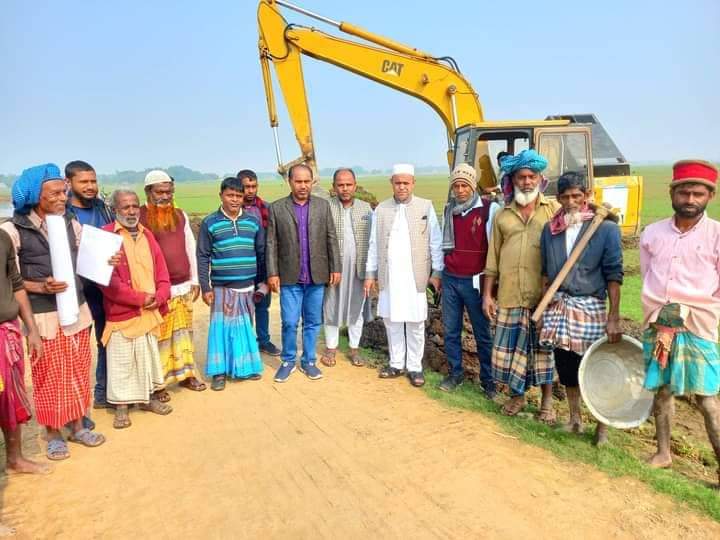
[499,149,548,176]
[11,163,64,214]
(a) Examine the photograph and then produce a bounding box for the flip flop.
[46,438,70,461]
[211,375,226,391]
[320,349,337,367]
[139,399,173,415]
[69,428,106,447]
[348,349,365,367]
[179,377,207,392]
[113,408,132,430]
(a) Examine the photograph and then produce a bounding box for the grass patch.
[421,371,720,522]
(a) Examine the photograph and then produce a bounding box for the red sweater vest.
[139,206,191,285]
[443,200,491,277]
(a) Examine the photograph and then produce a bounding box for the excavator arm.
[258,0,484,178]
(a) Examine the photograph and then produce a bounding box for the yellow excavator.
[257,0,642,235]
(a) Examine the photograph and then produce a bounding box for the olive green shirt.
[485,194,560,308]
[0,228,23,323]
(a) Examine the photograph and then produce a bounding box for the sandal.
[537,406,557,425]
[320,349,337,367]
[211,375,226,391]
[348,349,365,367]
[152,389,171,403]
[46,438,70,461]
[242,373,262,381]
[139,399,173,415]
[379,366,404,379]
[179,377,207,392]
[501,396,526,416]
[407,371,425,387]
[68,428,106,447]
[113,407,132,430]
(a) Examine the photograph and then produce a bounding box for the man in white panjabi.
[364,164,443,388]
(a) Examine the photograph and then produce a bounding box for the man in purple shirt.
[266,165,341,383]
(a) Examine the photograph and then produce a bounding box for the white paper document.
[46,215,80,327]
[77,225,123,287]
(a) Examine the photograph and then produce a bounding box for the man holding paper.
[66,159,115,408]
[1,163,106,461]
[101,189,173,429]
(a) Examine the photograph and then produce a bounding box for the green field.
[114,165,719,323]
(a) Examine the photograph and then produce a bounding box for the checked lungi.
[0,321,32,430]
[158,292,197,384]
[643,303,720,396]
[539,293,607,355]
[31,328,92,429]
[492,307,553,395]
[206,287,263,378]
[107,332,165,405]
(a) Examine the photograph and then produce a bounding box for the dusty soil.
[1,302,719,539]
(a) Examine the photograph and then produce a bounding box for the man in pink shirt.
[640,159,720,484]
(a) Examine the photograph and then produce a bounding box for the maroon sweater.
[139,206,191,285]
[443,200,492,277]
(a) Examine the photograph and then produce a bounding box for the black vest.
[13,212,86,314]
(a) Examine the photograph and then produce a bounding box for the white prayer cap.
[144,170,172,187]
[391,163,415,177]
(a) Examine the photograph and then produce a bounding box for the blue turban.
[11,163,64,214]
[499,149,548,176]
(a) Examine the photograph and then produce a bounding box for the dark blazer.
[266,195,341,285]
[540,218,623,300]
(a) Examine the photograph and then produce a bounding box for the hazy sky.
[2,0,718,174]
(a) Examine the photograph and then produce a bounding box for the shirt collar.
[219,206,243,221]
[113,220,146,234]
[670,212,706,235]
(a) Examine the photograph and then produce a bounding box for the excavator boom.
[258,0,483,177]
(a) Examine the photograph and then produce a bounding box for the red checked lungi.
[30,327,91,429]
[0,320,32,430]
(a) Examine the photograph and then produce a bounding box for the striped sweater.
[196,208,266,293]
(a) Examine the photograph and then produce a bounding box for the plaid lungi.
[643,304,720,396]
[31,328,91,429]
[0,321,32,430]
[158,293,196,384]
[539,293,607,355]
[107,332,165,405]
[206,287,263,378]
[492,307,554,395]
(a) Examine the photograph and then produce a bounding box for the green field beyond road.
[111,165,719,323]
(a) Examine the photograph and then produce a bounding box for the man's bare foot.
[647,452,672,468]
[6,457,52,475]
[561,419,584,434]
[501,395,526,416]
[0,523,16,537]
[593,424,609,447]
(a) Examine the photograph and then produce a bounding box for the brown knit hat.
[450,163,476,190]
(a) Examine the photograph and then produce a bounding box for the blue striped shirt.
[196,208,265,293]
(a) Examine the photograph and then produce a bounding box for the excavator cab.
[453,115,641,235]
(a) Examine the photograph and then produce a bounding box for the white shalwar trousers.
[383,319,425,372]
[324,311,365,349]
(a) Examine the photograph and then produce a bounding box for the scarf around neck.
[442,191,479,252]
[549,203,595,235]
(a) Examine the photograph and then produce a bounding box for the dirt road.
[1,302,718,539]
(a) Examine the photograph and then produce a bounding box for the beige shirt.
[485,194,560,309]
[0,211,92,339]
